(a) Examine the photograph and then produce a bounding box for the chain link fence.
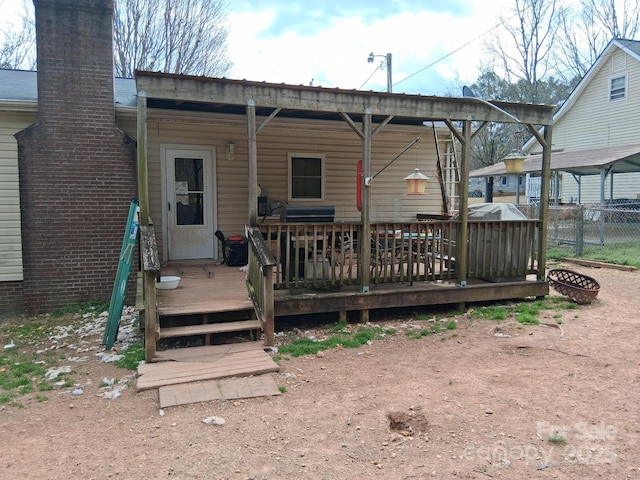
[517,201,640,266]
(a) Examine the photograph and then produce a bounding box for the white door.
[164,147,216,260]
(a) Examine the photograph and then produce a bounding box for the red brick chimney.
[15,0,137,313]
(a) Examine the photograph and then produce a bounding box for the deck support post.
[137,91,158,363]
[360,109,373,323]
[247,100,258,226]
[456,120,471,288]
[536,125,553,281]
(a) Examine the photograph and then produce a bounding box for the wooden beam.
[256,107,282,134]
[360,110,372,322]
[247,101,258,226]
[136,73,554,126]
[537,125,553,281]
[456,120,472,287]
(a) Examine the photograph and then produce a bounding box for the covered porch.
[134,73,555,361]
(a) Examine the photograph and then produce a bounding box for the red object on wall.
[356,160,362,211]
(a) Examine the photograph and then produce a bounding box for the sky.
[225,0,517,96]
[1,0,518,96]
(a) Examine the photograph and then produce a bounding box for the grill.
[280,205,335,223]
[279,206,335,282]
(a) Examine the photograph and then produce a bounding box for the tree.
[0,0,35,69]
[0,0,232,77]
[485,0,563,104]
[556,0,640,81]
[113,0,232,78]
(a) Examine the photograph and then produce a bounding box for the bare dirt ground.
[1,262,639,480]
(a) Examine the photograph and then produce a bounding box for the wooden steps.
[159,319,260,339]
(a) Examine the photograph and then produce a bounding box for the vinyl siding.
[0,114,35,281]
[146,110,445,260]
[553,50,640,202]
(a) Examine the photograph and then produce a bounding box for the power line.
[394,10,521,88]
[359,60,385,90]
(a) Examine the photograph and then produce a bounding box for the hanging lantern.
[404,168,429,195]
[502,152,526,174]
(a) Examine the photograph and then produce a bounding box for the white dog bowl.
[156,276,181,290]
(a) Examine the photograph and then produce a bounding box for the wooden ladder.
[432,123,460,215]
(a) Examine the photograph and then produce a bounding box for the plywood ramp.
[136,343,279,392]
[159,375,281,408]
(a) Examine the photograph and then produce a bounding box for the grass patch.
[548,433,568,445]
[278,386,287,394]
[468,297,575,327]
[469,305,508,321]
[114,342,145,370]
[548,242,640,269]
[278,323,395,357]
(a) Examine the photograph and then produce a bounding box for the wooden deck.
[157,262,253,317]
[156,262,548,322]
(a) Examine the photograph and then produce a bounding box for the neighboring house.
[524,38,640,204]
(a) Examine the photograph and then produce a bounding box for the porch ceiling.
[469,143,640,177]
[135,71,554,127]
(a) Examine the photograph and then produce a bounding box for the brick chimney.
[15,0,137,313]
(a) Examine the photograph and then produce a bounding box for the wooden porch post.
[537,125,552,281]
[456,120,471,288]
[137,90,157,362]
[360,109,372,322]
[247,100,258,226]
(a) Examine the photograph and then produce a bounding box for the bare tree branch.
[555,0,640,82]
[0,0,35,70]
[485,0,563,103]
[113,0,232,78]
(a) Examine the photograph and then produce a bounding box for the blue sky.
[226,0,516,96]
[1,0,516,96]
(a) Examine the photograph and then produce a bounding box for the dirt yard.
[1,262,639,479]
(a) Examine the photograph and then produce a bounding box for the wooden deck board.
[159,375,281,408]
[157,264,252,317]
[159,320,260,338]
[153,342,265,362]
[136,349,279,391]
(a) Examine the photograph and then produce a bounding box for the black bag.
[215,230,248,266]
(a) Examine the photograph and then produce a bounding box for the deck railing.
[245,227,277,345]
[257,220,540,290]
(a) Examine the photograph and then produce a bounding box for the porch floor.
[156,261,549,321]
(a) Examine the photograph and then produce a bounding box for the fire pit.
[546,268,600,304]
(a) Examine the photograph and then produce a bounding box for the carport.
[469,143,640,204]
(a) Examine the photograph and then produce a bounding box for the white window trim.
[287,153,325,201]
[609,74,627,102]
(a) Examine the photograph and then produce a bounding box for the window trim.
[609,74,627,102]
[287,153,325,201]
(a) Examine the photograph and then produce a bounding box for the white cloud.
[226,0,516,95]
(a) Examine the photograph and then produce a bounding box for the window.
[610,75,627,101]
[500,176,508,186]
[289,154,324,200]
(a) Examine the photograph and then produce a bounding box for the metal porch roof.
[469,143,640,178]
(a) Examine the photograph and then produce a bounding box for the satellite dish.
[462,86,476,98]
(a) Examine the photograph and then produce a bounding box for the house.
[470,39,640,205]
[1,0,555,357]
[533,38,640,204]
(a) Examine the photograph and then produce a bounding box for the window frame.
[288,153,325,201]
[609,74,627,102]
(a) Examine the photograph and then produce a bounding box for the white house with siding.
[525,38,640,204]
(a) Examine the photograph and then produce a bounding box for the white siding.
[0,113,35,281]
[553,49,640,202]
[146,110,445,259]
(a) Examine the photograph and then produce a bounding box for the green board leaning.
[103,198,140,350]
